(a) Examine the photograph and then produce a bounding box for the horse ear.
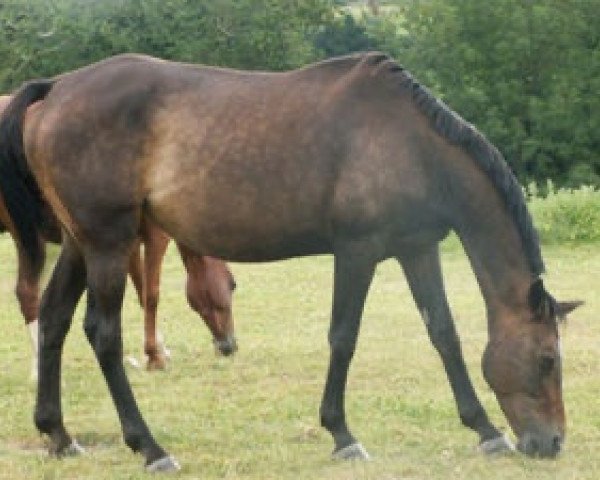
[528,278,547,317]
[556,300,584,322]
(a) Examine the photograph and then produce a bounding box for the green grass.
[527,184,600,243]
[0,236,598,479]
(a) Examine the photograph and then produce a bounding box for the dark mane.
[358,52,544,276]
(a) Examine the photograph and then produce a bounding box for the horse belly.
[145,158,333,261]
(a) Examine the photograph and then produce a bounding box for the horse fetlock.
[146,353,167,371]
[123,431,145,453]
[459,406,487,430]
[320,409,342,430]
[34,407,62,435]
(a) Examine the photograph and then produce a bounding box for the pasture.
[0,235,598,479]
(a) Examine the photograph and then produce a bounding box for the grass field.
[0,235,598,479]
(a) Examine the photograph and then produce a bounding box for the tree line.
[1,0,598,188]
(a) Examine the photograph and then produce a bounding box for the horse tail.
[0,79,55,270]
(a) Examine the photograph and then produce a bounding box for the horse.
[130,217,238,368]
[0,52,581,472]
[0,95,237,377]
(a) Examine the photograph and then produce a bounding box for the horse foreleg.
[397,245,513,454]
[83,247,177,471]
[140,224,170,370]
[34,237,85,455]
[320,239,377,460]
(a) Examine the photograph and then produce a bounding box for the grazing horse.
[0,52,581,471]
[130,218,238,368]
[0,95,237,376]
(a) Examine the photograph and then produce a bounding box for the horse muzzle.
[214,335,238,356]
[517,431,563,458]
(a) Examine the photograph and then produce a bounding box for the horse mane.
[346,52,544,276]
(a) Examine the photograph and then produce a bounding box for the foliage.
[527,182,600,243]
[1,0,599,188]
[0,0,334,91]
[314,12,376,57]
[361,0,600,188]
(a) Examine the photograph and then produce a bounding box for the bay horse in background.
[0,95,236,377]
[0,52,581,472]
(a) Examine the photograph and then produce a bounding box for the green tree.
[366,0,600,187]
[0,0,335,91]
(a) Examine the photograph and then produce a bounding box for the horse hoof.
[146,356,167,371]
[479,434,515,455]
[146,455,181,473]
[332,443,371,461]
[60,440,85,457]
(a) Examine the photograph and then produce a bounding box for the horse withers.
[0,95,237,375]
[0,52,581,471]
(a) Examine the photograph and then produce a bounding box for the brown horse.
[0,95,236,376]
[0,52,581,471]
[130,218,238,368]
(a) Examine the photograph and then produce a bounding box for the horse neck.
[443,153,535,334]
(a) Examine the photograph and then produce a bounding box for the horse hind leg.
[34,236,86,455]
[15,245,44,381]
[397,245,513,454]
[83,244,178,471]
[140,223,170,370]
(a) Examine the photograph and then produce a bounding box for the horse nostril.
[527,438,539,456]
[215,336,238,356]
[552,435,562,455]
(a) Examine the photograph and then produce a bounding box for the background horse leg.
[397,246,513,453]
[83,247,177,471]
[141,223,170,370]
[126,239,149,369]
[127,238,144,306]
[35,237,85,455]
[320,239,377,460]
[15,244,44,381]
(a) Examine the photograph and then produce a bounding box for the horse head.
[187,256,238,356]
[482,278,582,457]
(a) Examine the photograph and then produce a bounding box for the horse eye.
[230,279,237,292]
[540,355,555,376]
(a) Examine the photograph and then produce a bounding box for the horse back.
[23,53,448,260]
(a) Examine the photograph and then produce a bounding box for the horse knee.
[329,335,356,361]
[84,318,122,361]
[426,321,460,356]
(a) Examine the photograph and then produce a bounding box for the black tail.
[0,79,54,269]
